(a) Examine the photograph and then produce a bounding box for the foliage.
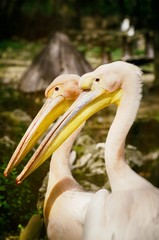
[21,0,54,17]
[0,0,156,39]
[0,159,36,236]
[0,39,44,61]
[0,85,27,112]
[0,132,38,236]
[0,85,39,237]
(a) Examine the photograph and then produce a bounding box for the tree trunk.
[19,32,92,93]
[151,0,159,89]
[153,30,159,88]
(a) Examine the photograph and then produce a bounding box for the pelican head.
[80,61,141,93]
[4,74,81,177]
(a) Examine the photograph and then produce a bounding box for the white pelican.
[57,61,159,240]
[4,74,99,240]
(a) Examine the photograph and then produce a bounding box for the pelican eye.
[95,78,100,82]
[55,86,59,91]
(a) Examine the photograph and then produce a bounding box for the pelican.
[4,74,97,240]
[60,61,159,240]
[79,61,159,240]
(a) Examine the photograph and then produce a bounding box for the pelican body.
[44,126,93,240]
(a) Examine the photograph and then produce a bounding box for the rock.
[1,109,32,126]
[11,109,32,124]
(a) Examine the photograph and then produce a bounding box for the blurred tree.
[0,0,159,85]
[151,0,159,88]
[0,0,155,38]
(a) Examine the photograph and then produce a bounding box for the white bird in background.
[127,26,135,37]
[121,18,130,32]
[39,61,159,240]
[121,17,135,37]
